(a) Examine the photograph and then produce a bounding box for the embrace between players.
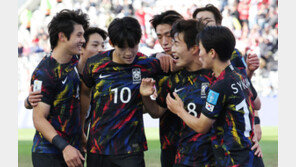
[25,4,264,167]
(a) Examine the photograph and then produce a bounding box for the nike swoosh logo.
[174,87,185,93]
[99,74,112,79]
[62,77,67,84]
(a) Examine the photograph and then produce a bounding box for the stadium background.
[17,0,278,166]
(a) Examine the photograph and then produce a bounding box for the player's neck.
[51,46,73,64]
[213,60,231,78]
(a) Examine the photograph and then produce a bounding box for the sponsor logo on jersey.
[132,68,141,84]
[207,90,219,105]
[201,82,209,98]
[99,74,112,79]
[206,102,214,112]
[62,77,68,84]
[174,87,185,93]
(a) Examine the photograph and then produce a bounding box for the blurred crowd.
[18,0,278,99]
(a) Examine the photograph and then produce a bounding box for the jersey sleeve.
[82,58,95,88]
[155,75,171,108]
[31,69,56,105]
[201,84,226,120]
[248,79,258,101]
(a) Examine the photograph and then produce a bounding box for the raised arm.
[24,85,43,109]
[246,53,260,79]
[140,78,166,118]
[166,92,214,134]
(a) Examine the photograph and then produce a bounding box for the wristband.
[26,97,32,108]
[254,116,260,125]
[52,135,69,151]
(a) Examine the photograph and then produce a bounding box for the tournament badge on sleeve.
[201,82,209,98]
[132,68,141,84]
[33,80,43,92]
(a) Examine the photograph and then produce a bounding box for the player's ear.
[191,45,199,55]
[109,40,114,47]
[58,32,66,42]
[209,49,216,59]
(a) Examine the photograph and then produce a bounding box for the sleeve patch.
[207,90,219,105]
[205,102,215,112]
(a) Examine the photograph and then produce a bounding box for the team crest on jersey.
[206,102,214,112]
[201,82,209,98]
[132,68,141,84]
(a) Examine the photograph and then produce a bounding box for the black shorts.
[161,146,177,167]
[87,151,145,167]
[32,152,67,167]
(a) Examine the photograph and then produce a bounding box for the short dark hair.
[170,19,205,50]
[192,4,222,25]
[150,10,183,30]
[82,27,108,48]
[197,26,235,62]
[48,9,89,50]
[108,17,142,48]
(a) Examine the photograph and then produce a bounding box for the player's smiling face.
[171,32,195,71]
[83,33,105,59]
[113,44,139,64]
[156,24,173,55]
[66,24,85,55]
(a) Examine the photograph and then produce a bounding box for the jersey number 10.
[111,87,132,104]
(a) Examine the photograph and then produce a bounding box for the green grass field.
[18,127,278,167]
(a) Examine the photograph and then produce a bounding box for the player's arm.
[166,92,214,134]
[254,110,262,142]
[33,102,84,167]
[80,81,92,132]
[140,78,166,118]
[246,53,260,79]
[24,85,43,109]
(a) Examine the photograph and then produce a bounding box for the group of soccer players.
[24,3,264,167]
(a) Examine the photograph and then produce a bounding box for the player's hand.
[246,53,260,72]
[170,58,182,72]
[80,133,87,153]
[62,145,85,167]
[254,124,262,142]
[28,85,43,107]
[251,134,263,157]
[166,92,184,115]
[140,78,156,96]
[156,53,172,73]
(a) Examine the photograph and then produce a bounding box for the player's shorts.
[87,151,145,167]
[32,152,67,167]
[161,146,177,167]
[253,156,265,167]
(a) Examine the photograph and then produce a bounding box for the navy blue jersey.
[230,48,247,77]
[31,54,81,154]
[157,69,215,166]
[82,49,163,155]
[202,65,257,166]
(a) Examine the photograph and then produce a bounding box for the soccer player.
[30,9,89,167]
[192,4,262,140]
[80,16,167,167]
[140,19,215,166]
[166,26,264,166]
[148,10,184,167]
[192,4,260,79]
[24,27,108,110]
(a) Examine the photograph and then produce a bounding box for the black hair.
[170,19,205,50]
[48,9,89,50]
[192,4,222,25]
[82,27,108,48]
[150,10,183,30]
[197,26,235,62]
[108,16,142,48]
